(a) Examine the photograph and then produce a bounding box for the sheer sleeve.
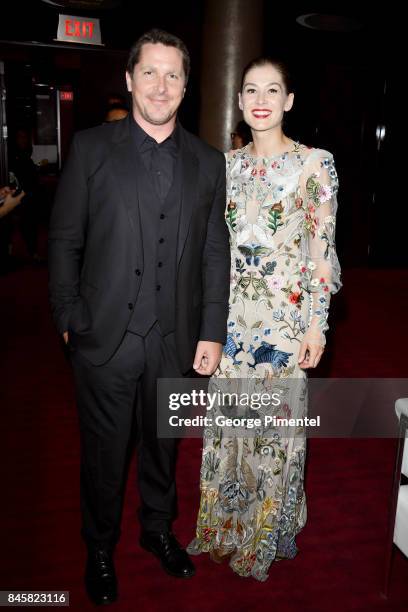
[298,149,342,345]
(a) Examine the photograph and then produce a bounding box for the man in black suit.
[48,29,229,605]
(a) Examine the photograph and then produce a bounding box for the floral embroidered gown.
[187,142,341,581]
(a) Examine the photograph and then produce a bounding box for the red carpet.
[0,265,407,611]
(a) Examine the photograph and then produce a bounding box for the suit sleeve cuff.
[199,302,228,345]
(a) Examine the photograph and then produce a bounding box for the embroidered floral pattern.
[188,144,341,581]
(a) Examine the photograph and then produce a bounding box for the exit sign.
[57,14,102,45]
[60,91,74,101]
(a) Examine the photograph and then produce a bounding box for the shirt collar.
[131,115,180,152]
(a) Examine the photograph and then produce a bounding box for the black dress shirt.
[131,118,179,201]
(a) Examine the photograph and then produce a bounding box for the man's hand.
[298,336,324,369]
[193,341,223,376]
[63,331,69,345]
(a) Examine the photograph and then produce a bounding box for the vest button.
[156,285,161,291]
[159,238,164,244]
[157,262,163,268]
[135,269,141,276]
[160,213,165,220]
[128,303,133,310]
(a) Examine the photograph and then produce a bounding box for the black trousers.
[70,323,184,549]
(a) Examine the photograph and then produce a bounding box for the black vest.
[127,152,181,336]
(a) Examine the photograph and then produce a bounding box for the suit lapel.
[110,119,143,257]
[177,129,199,265]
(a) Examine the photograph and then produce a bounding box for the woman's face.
[239,63,294,133]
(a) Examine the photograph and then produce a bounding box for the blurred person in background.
[9,127,43,262]
[230,118,251,149]
[104,103,129,123]
[0,184,25,273]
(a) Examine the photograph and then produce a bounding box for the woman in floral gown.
[187,57,341,581]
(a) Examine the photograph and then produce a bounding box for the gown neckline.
[241,140,301,163]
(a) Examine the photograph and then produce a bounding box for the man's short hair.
[126,28,190,83]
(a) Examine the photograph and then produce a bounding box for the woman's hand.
[298,334,324,369]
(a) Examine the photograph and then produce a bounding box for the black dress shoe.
[140,531,195,578]
[85,548,118,606]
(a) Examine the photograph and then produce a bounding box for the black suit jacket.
[48,116,230,371]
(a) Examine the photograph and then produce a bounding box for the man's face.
[126,42,186,127]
